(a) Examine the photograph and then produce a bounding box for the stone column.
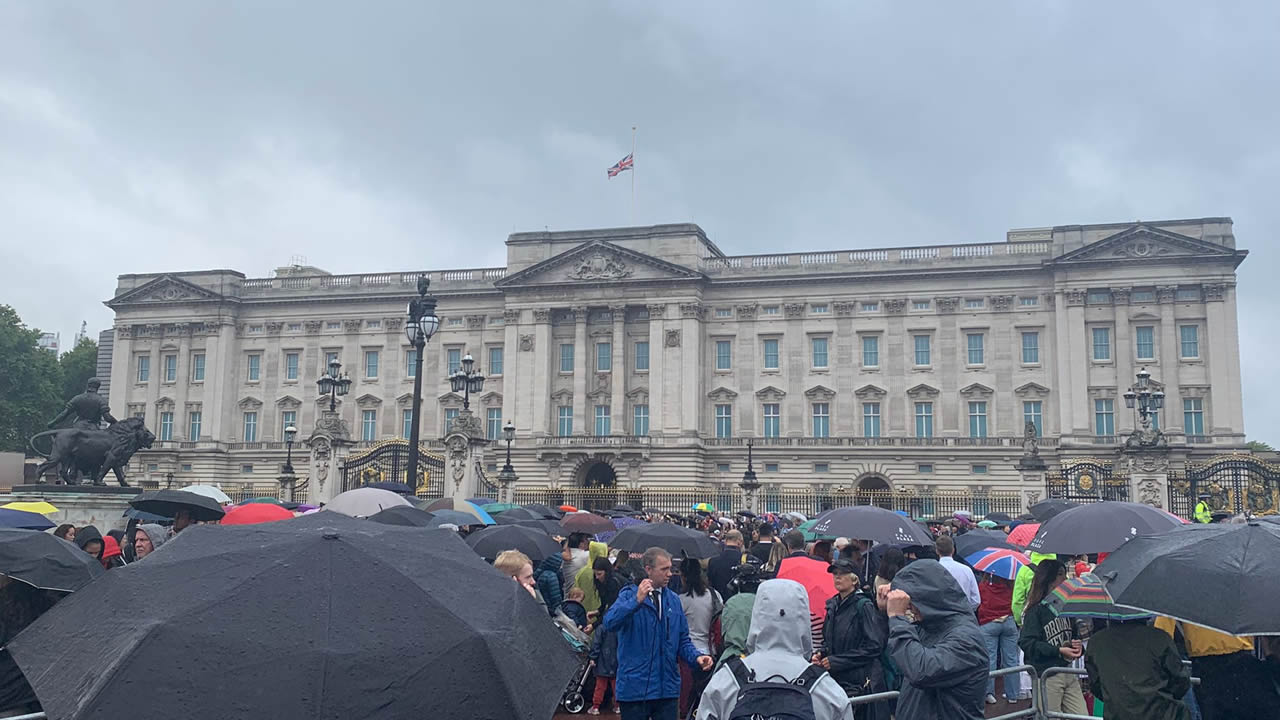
[173,327,192,439]
[611,305,626,434]
[305,410,354,505]
[1157,286,1183,434]
[1123,449,1171,509]
[680,303,704,437]
[647,304,668,435]
[1217,283,1245,435]
[1203,284,1240,434]
[108,325,133,420]
[531,308,552,436]
[1112,288,1134,435]
[502,308,520,437]
[1017,445,1048,512]
[443,410,488,500]
[207,320,238,442]
[572,306,588,435]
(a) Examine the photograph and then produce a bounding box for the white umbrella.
[325,487,411,517]
[179,485,232,504]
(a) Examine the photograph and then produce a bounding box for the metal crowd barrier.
[848,664,1038,719]
[5,713,46,720]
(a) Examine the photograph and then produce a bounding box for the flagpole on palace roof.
[631,125,637,225]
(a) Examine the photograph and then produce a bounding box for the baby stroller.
[559,625,594,713]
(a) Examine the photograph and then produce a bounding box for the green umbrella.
[799,518,837,541]
[481,503,521,515]
[239,497,285,506]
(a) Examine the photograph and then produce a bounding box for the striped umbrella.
[1046,572,1152,621]
[1006,522,1041,548]
[965,547,1030,580]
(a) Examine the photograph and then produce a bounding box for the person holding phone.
[1018,559,1087,716]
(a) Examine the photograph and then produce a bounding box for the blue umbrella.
[123,508,170,523]
[595,516,646,544]
[0,509,55,531]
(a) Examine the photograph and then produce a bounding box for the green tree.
[1245,440,1275,452]
[0,305,64,454]
[59,335,99,401]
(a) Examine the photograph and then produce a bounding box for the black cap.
[828,559,858,575]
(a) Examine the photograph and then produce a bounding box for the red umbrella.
[560,512,616,534]
[775,556,836,621]
[1006,522,1041,548]
[221,504,294,526]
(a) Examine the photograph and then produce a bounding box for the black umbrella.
[1028,499,1079,522]
[954,529,1016,560]
[9,513,575,719]
[809,506,935,546]
[611,503,637,514]
[521,503,563,519]
[512,518,568,536]
[367,506,437,527]
[0,528,103,591]
[129,489,225,522]
[608,523,720,559]
[466,525,563,563]
[983,512,1013,525]
[1097,521,1280,636]
[1025,501,1185,555]
[427,509,487,527]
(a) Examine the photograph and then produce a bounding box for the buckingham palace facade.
[105,217,1248,500]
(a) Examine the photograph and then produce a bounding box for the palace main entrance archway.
[855,475,892,509]
[580,460,617,489]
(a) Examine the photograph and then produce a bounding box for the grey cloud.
[0,0,1276,441]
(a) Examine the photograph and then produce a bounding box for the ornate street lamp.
[405,276,440,491]
[449,352,485,411]
[1124,366,1165,447]
[282,424,298,475]
[316,359,352,412]
[496,420,518,502]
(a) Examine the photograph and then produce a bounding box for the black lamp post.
[739,440,761,509]
[165,471,174,489]
[316,359,352,412]
[405,276,440,490]
[282,424,298,475]
[1124,367,1165,432]
[497,420,518,500]
[449,352,485,411]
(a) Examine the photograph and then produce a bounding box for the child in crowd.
[561,586,592,632]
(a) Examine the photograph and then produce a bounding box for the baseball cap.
[828,559,858,575]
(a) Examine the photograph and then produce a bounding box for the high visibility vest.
[1194,501,1212,523]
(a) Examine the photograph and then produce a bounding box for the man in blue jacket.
[604,547,714,720]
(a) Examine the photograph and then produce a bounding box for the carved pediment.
[960,383,994,398]
[707,386,739,402]
[276,395,302,409]
[626,386,649,403]
[106,275,233,308]
[437,392,464,406]
[480,391,503,406]
[1051,225,1244,267]
[755,385,787,402]
[396,393,415,406]
[854,384,887,399]
[1014,382,1052,398]
[907,384,940,399]
[155,397,175,411]
[804,385,836,401]
[238,396,263,410]
[355,393,382,407]
[494,239,703,288]
[550,388,574,403]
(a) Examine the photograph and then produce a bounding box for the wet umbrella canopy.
[466,524,562,562]
[367,505,437,527]
[559,512,616,534]
[129,489,226,522]
[1096,520,1280,636]
[9,513,576,719]
[0,528,102,591]
[1025,501,1184,555]
[954,529,1016,559]
[0,508,55,531]
[608,522,720,559]
[809,506,934,545]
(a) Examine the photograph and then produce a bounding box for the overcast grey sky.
[1,1,1275,441]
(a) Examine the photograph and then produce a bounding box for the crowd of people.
[9,507,1279,720]
[488,508,1278,720]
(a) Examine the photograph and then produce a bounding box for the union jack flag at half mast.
[607,153,633,178]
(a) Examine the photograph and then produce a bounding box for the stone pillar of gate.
[1016,457,1048,512]
[305,410,354,506]
[1122,448,1172,509]
[443,409,488,501]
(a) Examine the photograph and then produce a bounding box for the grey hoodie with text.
[888,560,988,720]
[696,579,853,720]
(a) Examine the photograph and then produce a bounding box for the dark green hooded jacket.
[1084,623,1191,720]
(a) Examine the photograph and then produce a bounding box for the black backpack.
[724,656,827,720]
